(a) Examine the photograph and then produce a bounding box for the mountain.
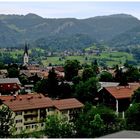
[0,13,140,49]
[108,25,140,47]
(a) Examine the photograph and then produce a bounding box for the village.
[0,43,140,138]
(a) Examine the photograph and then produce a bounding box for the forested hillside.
[0,13,140,50]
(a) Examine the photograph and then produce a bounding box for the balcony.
[24,119,38,125]
[24,111,38,117]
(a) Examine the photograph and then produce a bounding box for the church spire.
[24,43,28,56]
[23,43,29,65]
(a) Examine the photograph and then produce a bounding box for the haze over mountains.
[0,13,140,49]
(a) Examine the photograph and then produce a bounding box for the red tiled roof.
[53,98,84,110]
[105,85,140,99]
[54,67,64,72]
[1,94,84,112]
[3,95,53,112]
[0,93,45,101]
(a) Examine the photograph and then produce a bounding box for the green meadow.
[42,51,134,67]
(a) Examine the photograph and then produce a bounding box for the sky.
[0,1,140,19]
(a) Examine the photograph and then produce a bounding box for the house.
[99,83,140,114]
[53,98,84,121]
[24,85,34,93]
[0,93,84,134]
[0,78,21,95]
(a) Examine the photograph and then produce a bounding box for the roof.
[1,94,84,112]
[24,43,28,55]
[104,84,140,99]
[0,93,45,101]
[101,130,140,138]
[3,94,53,111]
[0,78,21,85]
[53,98,84,110]
[99,82,119,88]
[54,66,64,72]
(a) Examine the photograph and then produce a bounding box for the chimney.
[13,95,17,100]
[27,96,31,100]
[116,86,120,90]
[27,96,33,100]
[39,95,42,98]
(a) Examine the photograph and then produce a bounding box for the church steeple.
[24,43,28,56]
[23,43,29,65]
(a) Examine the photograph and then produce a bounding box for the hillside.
[108,25,140,47]
[0,13,140,49]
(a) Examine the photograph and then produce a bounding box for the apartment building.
[0,93,84,135]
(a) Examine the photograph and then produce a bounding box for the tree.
[99,71,113,82]
[0,62,5,69]
[0,106,14,138]
[64,60,81,81]
[89,114,105,137]
[75,104,122,138]
[34,79,48,94]
[72,76,81,85]
[114,66,128,86]
[74,77,100,104]
[125,103,140,130]
[125,65,140,82]
[18,74,29,85]
[45,114,74,138]
[7,67,19,78]
[131,88,140,103]
[28,73,41,84]
[58,82,72,98]
[91,59,99,75]
[82,67,95,81]
[47,68,59,98]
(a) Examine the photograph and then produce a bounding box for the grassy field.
[42,51,134,67]
[0,48,135,67]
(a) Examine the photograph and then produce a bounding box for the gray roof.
[0,78,21,85]
[98,82,119,91]
[99,82,119,88]
[101,130,140,138]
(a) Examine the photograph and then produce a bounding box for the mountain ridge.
[0,13,140,49]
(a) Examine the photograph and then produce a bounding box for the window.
[31,125,37,129]
[15,119,22,123]
[41,123,44,127]
[26,126,30,129]
[25,111,28,114]
[48,108,54,111]
[16,112,22,115]
[62,110,68,114]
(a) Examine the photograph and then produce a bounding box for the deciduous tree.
[0,106,14,138]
